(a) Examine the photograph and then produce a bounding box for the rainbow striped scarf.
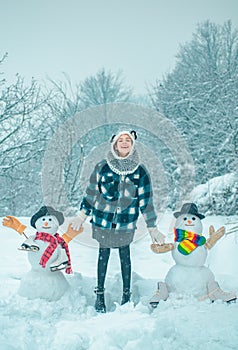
[174,228,206,255]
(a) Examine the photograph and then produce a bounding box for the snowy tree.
[0,55,52,215]
[149,20,238,187]
[42,76,88,212]
[46,74,82,123]
[79,68,133,109]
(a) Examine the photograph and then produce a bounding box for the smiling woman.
[114,133,133,158]
[69,129,165,313]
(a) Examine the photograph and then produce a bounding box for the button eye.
[192,217,196,221]
[183,217,187,221]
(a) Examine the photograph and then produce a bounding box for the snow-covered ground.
[1,213,238,350]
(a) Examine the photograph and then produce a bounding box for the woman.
[70,130,165,313]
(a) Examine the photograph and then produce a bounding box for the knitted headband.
[110,130,137,144]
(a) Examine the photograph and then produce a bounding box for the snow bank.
[0,215,238,350]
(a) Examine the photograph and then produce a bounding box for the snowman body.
[27,238,60,271]
[165,213,215,298]
[18,215,69,301]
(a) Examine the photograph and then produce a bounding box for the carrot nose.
[44,221,49,227]
[187,219,192,225]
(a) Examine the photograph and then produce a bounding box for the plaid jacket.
[80,160,157,232]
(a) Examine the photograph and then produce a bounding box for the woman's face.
[115,134,133,157]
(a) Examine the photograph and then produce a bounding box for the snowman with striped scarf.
[3,206,82,301]
[149,203,236,307]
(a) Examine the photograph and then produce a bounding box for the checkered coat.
[80,159,157,232]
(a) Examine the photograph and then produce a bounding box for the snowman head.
[30,206,64,235]
[175,213,203,234]
[174,203,205,234]
[172,203,207,266]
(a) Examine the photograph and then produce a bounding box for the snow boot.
[149,281,169,308]
[207,280,237,303]
[19,237,40,252]
[50,248,69,272]
[94,287,106,313]
[121,289,131,305]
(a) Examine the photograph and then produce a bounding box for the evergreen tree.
[149,20,238,184]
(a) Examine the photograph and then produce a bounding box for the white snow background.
[1,209,238,350]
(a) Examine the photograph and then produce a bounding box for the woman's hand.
[70,210,87,231]
[148,227,165,244]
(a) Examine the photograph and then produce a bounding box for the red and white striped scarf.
[35,232,72,274]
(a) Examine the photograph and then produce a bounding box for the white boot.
[149,282,169,308]
[19,236,40,251]
[50,248,68,272]
[207,280,236,303]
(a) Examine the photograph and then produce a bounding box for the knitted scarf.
[35,232,72,274]
[106,148,140,175]
[174,228,206,255]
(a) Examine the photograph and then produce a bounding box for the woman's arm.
[80,161,104,214]
[138,166,157,227]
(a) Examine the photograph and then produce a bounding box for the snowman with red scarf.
[3,206,80,301]
[149,203,236,307]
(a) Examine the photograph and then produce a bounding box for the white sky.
[1,0,238,94]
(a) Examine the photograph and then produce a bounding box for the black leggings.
[97,245,131,291]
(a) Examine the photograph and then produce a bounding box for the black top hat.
[173,202,205,220]
[30,206,64,228]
